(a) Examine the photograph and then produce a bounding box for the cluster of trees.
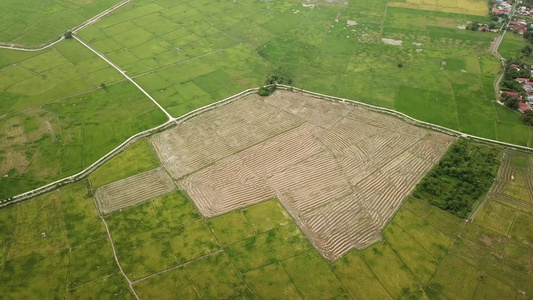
[501,60,528,97]
[499,60,533,126]
[501,92,520,109]
[258,67,293,96]
[412,140,501,218]
[524,110,533,125]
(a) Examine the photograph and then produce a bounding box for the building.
[519,102,532,112]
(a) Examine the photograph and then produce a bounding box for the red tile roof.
[519,102,532,111]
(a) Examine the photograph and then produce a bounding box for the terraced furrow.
[150,91,453,260]
[94,167,175,215]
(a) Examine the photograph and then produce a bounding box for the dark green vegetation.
[75,0,532,146]
[0,0,121,46]
[0,40,167,199]
[413,139,501,218]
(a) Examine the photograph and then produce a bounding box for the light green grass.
[510,211,533,245]
[89,139,160,188]
[61,180,107,246]
[332,251,392,300]
[282,250,346,299]
[242,199,293,233]
[69,238,118,288]
[7,192,68,259]
[474,200,516,236]
[0,251,70,298]
[0,0,121,45]
[133,267,200,299]
[0,81,167,199]
[226,223,311,273]
[428,255,481,299]
[66,1,531,150]
[243,263,302,300]
[168,220,220,263]
[360,241,419,298]
[185,252,246,299]
[208,211,255,246]
[383,223,439,283]
[393,209,453,260]
[151,191,200,229]
[69,273,135,300]
[499,33,530,60]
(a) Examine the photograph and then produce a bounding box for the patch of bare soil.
[152,90,454,260]
[94,167,175,215]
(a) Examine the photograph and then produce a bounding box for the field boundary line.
[99,212,140,299]
[274,85,533,152]
[0,0,131,51]
[130,250,223,285]
[2,85,533,207]
[0,88,259,206]
[73,35,174,120]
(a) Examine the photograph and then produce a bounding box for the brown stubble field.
[94,167,175,215]
[151,90,455,260]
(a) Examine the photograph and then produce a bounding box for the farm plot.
[94,167,175,215]
[0,0,121,45]
[153,90,454,260]
[150,94,303,179]
[486,150,533,211]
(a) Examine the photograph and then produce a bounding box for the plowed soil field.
[94,167,175,215]
[152,91,454,260]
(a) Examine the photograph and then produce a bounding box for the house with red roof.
[519,102,532,112]
[517,77,530,83]
[504,91,523,100]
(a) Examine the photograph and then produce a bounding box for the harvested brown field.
[94,167,175,215]
[152,91,454,260]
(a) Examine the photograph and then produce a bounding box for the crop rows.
[153,91,454,260]
[94,167,175,215]
[151,95,302,179]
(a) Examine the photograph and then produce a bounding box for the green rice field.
[1,138,532,299]
[2,1,533,298]
[1,0,532,198]
[74,0,532,147]
[0,0,121,46]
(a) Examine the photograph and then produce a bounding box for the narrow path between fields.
[73,35,174,121]
[490,1,517,98]
[0,0,132,51]
[101,216,140,300]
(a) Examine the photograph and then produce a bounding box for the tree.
[397,63,403,68]
[521,45,533,56]
[64,30,72,39]
[505,97,520,110]
[523,110,533,125]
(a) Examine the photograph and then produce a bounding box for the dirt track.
[151,90,454,260]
